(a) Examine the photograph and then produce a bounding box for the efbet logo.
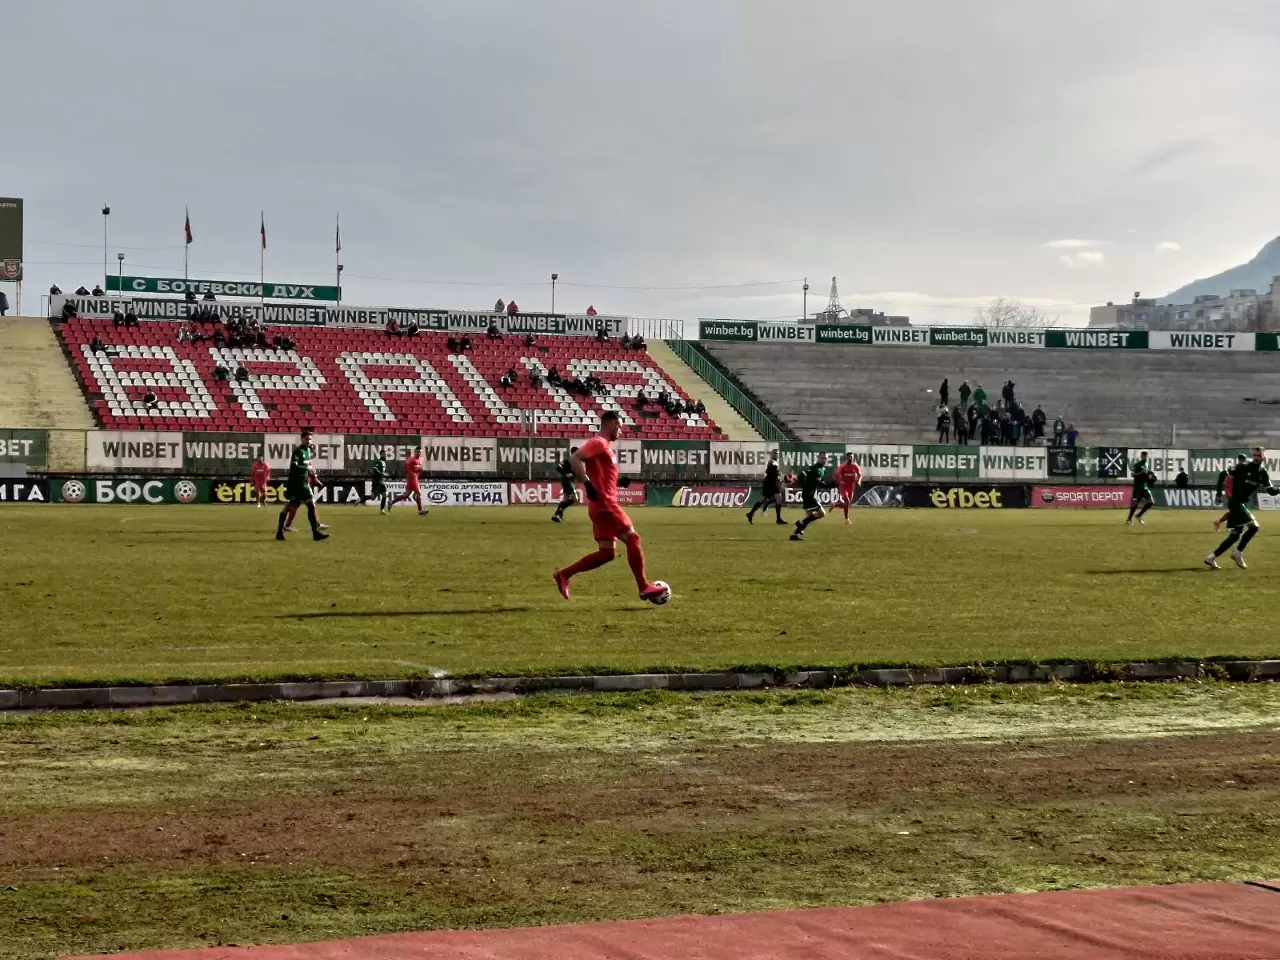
[928,487,1004,508]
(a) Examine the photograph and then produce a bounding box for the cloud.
[1155,240,1182,252]
[1058,250,1105,269]
[1043,239,1111,249]
[1058,255,1084,270]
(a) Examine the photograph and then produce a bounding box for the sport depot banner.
[1032,486,1132,508]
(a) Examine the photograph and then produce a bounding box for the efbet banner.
[902,485,1029,508]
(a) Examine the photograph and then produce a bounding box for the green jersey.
[557,456,575,483]
[285,444,315,501]
[799,461,827,508]
[1227,461,1273,506]
[1131,459,1152,497]
[370,458,387,481]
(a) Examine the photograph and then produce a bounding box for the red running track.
[71,882,1280,960]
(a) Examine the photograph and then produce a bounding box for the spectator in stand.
[178,324,191,344]
[75,285,91,296]
[213,326,227,348]
[256,331,269,349]
[595,326,608,343]
[49,284,62,296]
[524,333,536,348]
[112,309,125,328]
[234,364,250,383]
[1000,380,1014,407]
[1066,422,1079,448]
[1032,404,1047,440]
[0,290,8,316]
[1053,416,1066,446]
[143,389,158,410]
[90,335,105,353]
[487,321,504,339]
[446,335,460,352]
[529,369,543,388]
[124,310,139,328]
[936,403,951,443]
[460,336,473,351]
[621,334,633,349]
[500,371,514,388]
[506,300,519,315]
[494,298,506,313]
[547,365,561,386]
[632,334,646,350]
[658,388,670,408]
[385,317,401,338]
[967,403,978,442]
[214,360,230,382]
[203,292,217,301]
[1022,413,1035,446]
[954,404,968,444]
[957,379,971,410]
[91,284,105,297]
[1009,411,1022,446]
[636,389,648,409]
[585,305,598,317]
[693,398,706,415]
[939,378,949,407]
[1175,468,1189,489]
[406,320,420,338]
[973,383,987,413]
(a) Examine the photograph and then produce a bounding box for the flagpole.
[259,210,265,312]
[335,213,342,309]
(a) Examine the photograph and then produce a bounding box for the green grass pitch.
[1,504,1277,687]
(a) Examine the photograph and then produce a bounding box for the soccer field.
[1,504,1277,688]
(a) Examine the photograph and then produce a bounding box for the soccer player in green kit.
[552,446,579,523]
[1205,447,1278,570]
[276,427,329,542]
[1126,452,1156,526]
[368,453,391,514]
[789,451,831,542]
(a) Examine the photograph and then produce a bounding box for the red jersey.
[834,462,862,488]
[250,461,270,485]
[405,454,424,481]
[579,434,619,507]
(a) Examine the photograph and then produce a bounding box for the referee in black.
[746,450,786,525]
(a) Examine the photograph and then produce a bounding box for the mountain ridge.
[1164,236,1280,303]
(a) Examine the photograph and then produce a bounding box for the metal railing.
[663,339,789,442]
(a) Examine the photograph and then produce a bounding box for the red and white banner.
[508,480,645,506]
[1032,485,1131,508]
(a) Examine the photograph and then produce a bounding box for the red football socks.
[625,537,648,590]
[562,548,614,579]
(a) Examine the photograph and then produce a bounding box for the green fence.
[665,339,789,443]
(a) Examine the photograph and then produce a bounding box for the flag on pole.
[335,215,341,253]
[184,208,193,245]
[260,213,267,250]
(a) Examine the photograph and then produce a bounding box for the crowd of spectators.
[933,377,1078,447]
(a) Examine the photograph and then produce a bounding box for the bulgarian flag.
[184,208,193,245]
[260,212,267,250]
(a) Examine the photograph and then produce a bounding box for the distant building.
[1089,276,1280,331]
[816,307,910,326]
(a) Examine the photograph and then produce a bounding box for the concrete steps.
[0,317,94,470]
[646,339,763,441]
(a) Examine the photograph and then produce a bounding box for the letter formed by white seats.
[83,343,215,418]
[564,358,708,428]
[336,352,473,423]
[449,354,591,427]
[212,349,325,420]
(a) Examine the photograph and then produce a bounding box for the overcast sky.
[10,0,1280,324]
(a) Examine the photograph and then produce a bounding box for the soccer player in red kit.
[250,456,271,508]
[390,447,429,515]
[833,453,863,525]
[554,411,665,602]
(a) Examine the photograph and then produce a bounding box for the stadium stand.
[644,339,763,441]
[702,341,1280,448]
[57,318,722,439]
[0,317,94,470]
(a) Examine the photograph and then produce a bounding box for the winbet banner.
[0,429,48,468]
[640,440,711,479]
[495,437,579,479]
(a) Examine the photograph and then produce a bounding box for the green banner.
[181,432,265,474]
[1256,333,1280,352]
[698,320,758,342]
[495,437,579,479]
[107,275,342,301]
[1043,329,1148,349]
[814,324,872,344]
[0,428,47,467]
[928,327,987,347]
[51,477,209,504]
[0,197,20,281]
[639,440,711,479]
[1188,448,1252,486]
[912,445,980,479]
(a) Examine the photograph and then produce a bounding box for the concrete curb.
[2,659,1279,711]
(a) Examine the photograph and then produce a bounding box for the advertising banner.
[928,327,987,347]
[698,320,757,342]
[422,436,498,474]
[210,478,377,505]
[978,448,1047,480]
[779,442,846,474]
[814,324,872,344]
[986,328,1045,348]
[1047,447,1077,477]
[342,435,422,475]
[854,484,904,507]
[106,275,342,301]
[508,480,645,506]
[1096,446,1128,479]
[1143,448,1190,483]
[667,485,753,508]
[86,431,183,471]
[181,431,265,474]
[847,444,913,480]
[495,437,578,479]
[756,323,814,343]
[1043,330,1148,349]
[1031,486,1132,508]
[912,445,980,479]
[0,197,21,281]
[422,481,508,507]
[640,440,711,479]
[264,433,344,471]
[1147,331,1254,351]
[0,478,48,503]
[0,429,48,468]
[1157,487,1222,509]
[902,485,1029,508]
[1189,449,1251,486]
[871,327,931,346]
[52,477,208,504]
[708,441,772,477]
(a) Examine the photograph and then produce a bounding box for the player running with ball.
[790,451,831,542]
[1205,447,1278,570]
[554,411,668,603]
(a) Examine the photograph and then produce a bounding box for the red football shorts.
[252,481,268,493]
[405,479,421,493]
[839,485,856,502]
[590,505,633,543]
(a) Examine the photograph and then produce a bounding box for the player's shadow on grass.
[1085,568,1205,575]
[279,607,532,620]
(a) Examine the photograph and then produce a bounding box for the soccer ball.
[648,580,672,605]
